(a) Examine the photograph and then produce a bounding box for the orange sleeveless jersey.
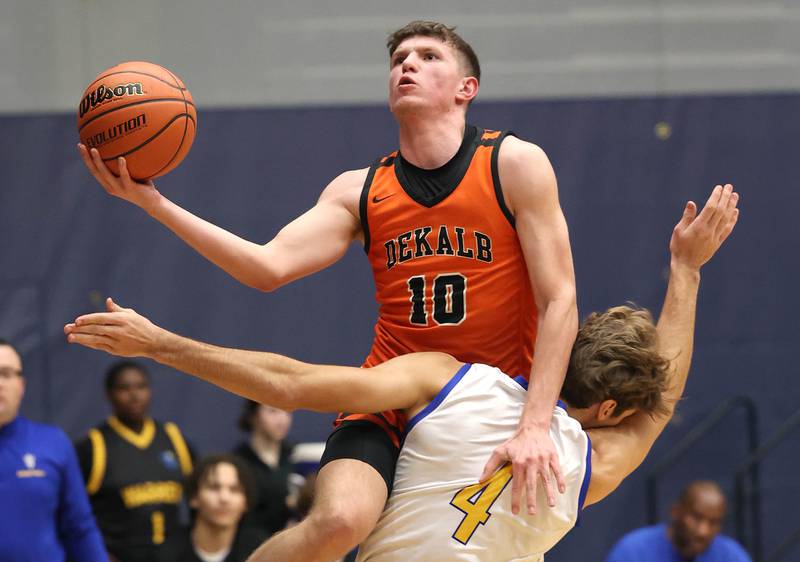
[337,129,537,446]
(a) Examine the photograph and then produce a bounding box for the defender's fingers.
[696,185,723,224]
[718,208,739,243]
[675,201,697,231]
[68,323,120,337]
[709,184,734,229]
[74,312,126,327]
[106,297,127,312]
[67,332,115,347]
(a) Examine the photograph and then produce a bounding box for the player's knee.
[308,502,375,549]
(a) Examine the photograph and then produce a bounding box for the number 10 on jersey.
[407,273,467,325]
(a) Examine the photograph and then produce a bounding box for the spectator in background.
[605,480,752,562]
[75,360,194,562]
[0,338,107,562]
[157,454,266,562]
[233,400,294,536]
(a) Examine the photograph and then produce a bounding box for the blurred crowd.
[0,343,334,562]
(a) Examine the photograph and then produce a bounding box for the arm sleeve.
[56,431,109,562]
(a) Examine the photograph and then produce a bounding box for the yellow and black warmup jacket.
[75,417,193,562]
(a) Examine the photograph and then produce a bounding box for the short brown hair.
[237,399,260,432]
[185,454,258,512]
[561,305,671,418]
[387,21,481,83]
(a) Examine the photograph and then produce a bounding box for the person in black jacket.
[233,400,295,536]
[157,454,266,562]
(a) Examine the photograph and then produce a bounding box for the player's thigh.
[313,457,388,527]
[310,421,398,532]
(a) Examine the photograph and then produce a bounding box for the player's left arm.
[480,136,578,515]
[65,301,455,418]
[585,184,739,506]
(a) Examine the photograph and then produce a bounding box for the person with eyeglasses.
[0,338,107,562]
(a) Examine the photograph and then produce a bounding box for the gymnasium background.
[1,1,798,560]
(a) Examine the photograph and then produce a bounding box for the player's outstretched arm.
[585,184,740,506]
[64,298,453,416]
[78,144,365,292]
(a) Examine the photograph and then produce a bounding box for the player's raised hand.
[670,183,739,271]
[77,143,162,213]
[64,297,162,358]
[480,425,564,516]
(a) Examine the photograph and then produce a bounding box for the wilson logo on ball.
[79,83,145,118]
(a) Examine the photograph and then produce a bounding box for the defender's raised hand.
[77,143,162,213]
[670,183,739,271]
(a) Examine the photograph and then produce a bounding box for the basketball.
[77,61,197,181]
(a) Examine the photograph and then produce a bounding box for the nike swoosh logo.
[373,194,395,204]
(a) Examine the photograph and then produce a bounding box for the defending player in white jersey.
[64,184,739,562]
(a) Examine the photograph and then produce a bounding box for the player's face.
[671,490,725,557]
[192,462,248,530]
[0,345,24,426]
[388,36,471,116]
[253,405,292,442]
[107,368,151,422]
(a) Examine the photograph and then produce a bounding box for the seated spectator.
[0,337,107,562]
[233,401,294,536]
[157,454,266,562]
[75,360,194,562]
[605,480,752,562]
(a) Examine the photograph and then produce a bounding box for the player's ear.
[456,76,479,104]
[597,399,618,421]
[189,495,198,509]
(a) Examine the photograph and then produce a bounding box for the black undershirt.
[395,124,479,207]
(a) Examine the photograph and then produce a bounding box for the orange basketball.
[77,61,197,181]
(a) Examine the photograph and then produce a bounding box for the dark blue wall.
[1,94,798,560]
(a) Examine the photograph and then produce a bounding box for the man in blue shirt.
[0,338,107,562]
[605,481,751,562]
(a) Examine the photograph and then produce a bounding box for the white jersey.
[357,363,591,562]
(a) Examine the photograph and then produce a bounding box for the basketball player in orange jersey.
[78,21,578,562]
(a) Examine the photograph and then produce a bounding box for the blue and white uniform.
[357,363,591,562]
[0,416,107,562]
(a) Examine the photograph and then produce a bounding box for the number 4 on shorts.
[449,464,513,544]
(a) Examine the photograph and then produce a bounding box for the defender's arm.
[585,185,739,506]
[79,144,365,292]
[65,299,454,417]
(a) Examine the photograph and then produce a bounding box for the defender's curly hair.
[561,305,671,418]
